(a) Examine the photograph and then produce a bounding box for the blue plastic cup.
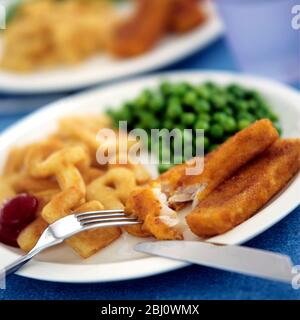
[215,0,300,84]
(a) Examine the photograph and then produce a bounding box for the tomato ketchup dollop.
[0,194,38,247]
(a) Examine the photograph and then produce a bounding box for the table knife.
[135,241,294,283]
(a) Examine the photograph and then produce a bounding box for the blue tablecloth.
[0,38,299,300]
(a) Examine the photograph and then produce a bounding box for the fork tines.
[75,209,139,227]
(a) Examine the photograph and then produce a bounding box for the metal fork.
[4,209,139,276]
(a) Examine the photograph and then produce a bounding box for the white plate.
[0,71,299,283]
[0,2,222,94]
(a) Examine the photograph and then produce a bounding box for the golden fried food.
[81,167,105,185]
[0,178,15,205]
[125,185,183,240]
[107,152,151,185]
[58,115,112,155]
[2,147,29,175]
[186,139,300,237]
[168,119,279,205]
[108,0,172,57]
[87,167,139,209]
[66,201,121,259]
[18,201,121,258]
[168,0,207,33]
[1,115,150,258]
[125,119,279,240]
[17,217,48,252]
[1,0,118,72]
[8,174,59,193]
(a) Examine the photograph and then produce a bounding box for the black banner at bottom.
[0,300,298,318]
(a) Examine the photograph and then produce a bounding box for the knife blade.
[135,241,294,283]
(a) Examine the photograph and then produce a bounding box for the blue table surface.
[0,38,299,300]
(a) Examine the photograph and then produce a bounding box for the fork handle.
[4,250,39,276]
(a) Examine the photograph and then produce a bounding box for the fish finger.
[168,119,279,206]
[186,139,300,237]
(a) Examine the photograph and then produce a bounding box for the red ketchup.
[0,194,38,247]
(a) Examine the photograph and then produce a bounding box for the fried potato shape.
[168,119,279,205]
[87,167,137,210]
[17,217,48,252]
[25,143,89,224]
[17,201,121,258]
[66,201,121,259]
[108,152,151,186]
[186,139,300,237]
[125,186,183,240]
[8,174,59,193]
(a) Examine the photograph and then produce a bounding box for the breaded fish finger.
[169,119,279,205]
[186,139,300,237]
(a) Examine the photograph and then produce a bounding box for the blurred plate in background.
[0,1,222,94]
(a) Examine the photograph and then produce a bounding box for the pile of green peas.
[107,81,281,173]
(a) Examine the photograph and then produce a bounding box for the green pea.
[223,107,234,116]
[227,84,246,98]
[172,82,190,97]
[163,119,174,130]
[184,91,198,107]
[238,119,252,130]
[235,100,249,112]
[210,124,224,138]
[149,96,164,112]
[211,95,226,109]
[167,98,182,118]
[194,120,210,131]
[160,81,174,96]
[223,117,237,133]
[198,113,211,122]
[268,112,279,122]
[247,99,258,111]
[135,94,148,109]
[176,124,186,131]
[204,81,219,92]
[237,112,255,122]
[213,112,228,124]
[182,113,196,126]
[226,93,237,105]
[255,109,267,119]
[196,85,210,99]
[194,99,211,113]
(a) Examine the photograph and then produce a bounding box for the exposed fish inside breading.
[186,139,300,238]
[125,185,183,240]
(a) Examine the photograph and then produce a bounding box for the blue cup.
[215,0,300,84]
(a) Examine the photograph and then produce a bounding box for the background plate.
[0,2,222,93]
